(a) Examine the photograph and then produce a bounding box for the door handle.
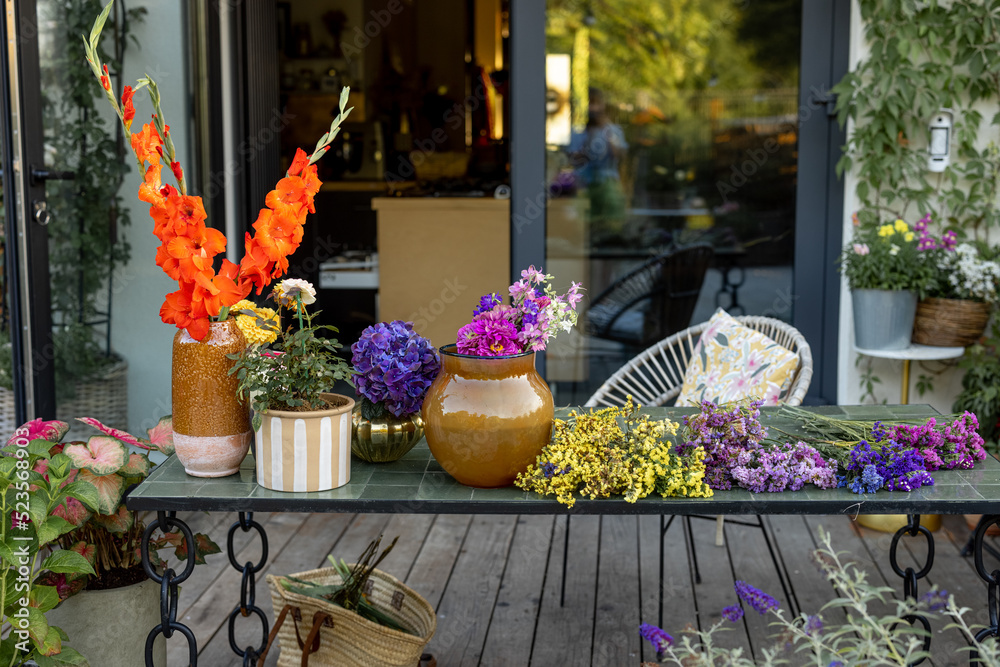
[29,167,76,186]
[32,200,50,226]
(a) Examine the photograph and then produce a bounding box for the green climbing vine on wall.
[832,0,1000,413]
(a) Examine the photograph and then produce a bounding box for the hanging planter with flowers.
[910,215,1000,347]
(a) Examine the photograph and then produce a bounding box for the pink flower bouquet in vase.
[421,267,583,487]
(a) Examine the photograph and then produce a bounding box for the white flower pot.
[255,393,354,492]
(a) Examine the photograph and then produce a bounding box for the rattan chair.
[560,316,814,618]
[585,315,813,409]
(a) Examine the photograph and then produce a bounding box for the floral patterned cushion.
[675,309,800,407]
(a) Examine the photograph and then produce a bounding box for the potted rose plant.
[37,416,220,667]
[840,214,935,350]
[229,279,356,492]
[350,321,440,463]
[421,267,583,488]
[910,217,1000,347]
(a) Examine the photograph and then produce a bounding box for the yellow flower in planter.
[231,299,280,345]
[894,218,909,233]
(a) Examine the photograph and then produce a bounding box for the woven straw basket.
[263,566,436,667]
[911,297,992,347]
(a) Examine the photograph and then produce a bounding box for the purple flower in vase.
[351,321,440,417]
[473,293,503,317]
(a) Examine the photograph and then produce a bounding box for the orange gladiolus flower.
[131,123,163,167]
[121,85,135,131]
[138,164,165,208]
[100,63,111,91]
[166,226,227,278]
[239,234,273,295]
[287,148,309,177]
[265,175,309,212]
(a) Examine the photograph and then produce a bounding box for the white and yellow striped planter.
[254,394,354,492]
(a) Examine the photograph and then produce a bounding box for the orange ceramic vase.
[421,345,554,488]
[171,319,252,477]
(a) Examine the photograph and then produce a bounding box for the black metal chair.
[585,244,715,351]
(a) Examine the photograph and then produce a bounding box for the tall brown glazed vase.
[171,319,252,477]
[421,345,554,488]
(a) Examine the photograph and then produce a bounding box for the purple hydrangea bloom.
[734,580,779,615]
[351,321,440,417]
[638,623,673,655]
[722,605,744,622]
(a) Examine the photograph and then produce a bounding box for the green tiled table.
[129,404,1000,515]
[126,404,1000,666]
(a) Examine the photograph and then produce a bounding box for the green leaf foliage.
[40,550,96,576]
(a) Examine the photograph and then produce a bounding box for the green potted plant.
[839,215,934,351]
[0,418,97,667]
[230,279,355,492]
[35,416,221,667]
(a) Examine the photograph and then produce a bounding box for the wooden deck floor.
[161,511,998,666]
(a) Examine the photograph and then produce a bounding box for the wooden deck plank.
[479,515,554,667]
[766,515,845,624]
[425,515,518,666]
[377,513,438,582]
[530,515,599,667]
[405,513,473,609]
[638,514,698,663]
[688,517,753,657]
[591,515,642,667]
[725,518,795,662]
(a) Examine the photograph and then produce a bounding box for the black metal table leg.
[888,514,933,665]
[962,515,1000,562]
[969,514,1000,665]
[141,511,199,666]
[227,512,270,666]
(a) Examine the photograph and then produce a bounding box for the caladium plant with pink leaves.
[36,416,219,601]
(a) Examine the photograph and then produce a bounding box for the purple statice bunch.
[679,400,767,490]
[351,321,440,418]
[456,266,583,356]
[722,604,744,622]
[843,438,934,494]
[734,580,779,615]
[891,413,986,471]
[730,442,838,494]
[638,623,673,656]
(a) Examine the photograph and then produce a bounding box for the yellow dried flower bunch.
[231,299,280,345]
[515,398,713,507]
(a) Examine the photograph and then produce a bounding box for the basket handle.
[300,611,333,667]
[255,605,332,666]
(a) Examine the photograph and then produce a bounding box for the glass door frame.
[1,0,56,423]
[509,0,851,403]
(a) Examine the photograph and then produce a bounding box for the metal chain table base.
[227,512,270,666]
[888,514,934,666]
[140,511,198,666]
[139,511,270,666]
[970,514,1000,665]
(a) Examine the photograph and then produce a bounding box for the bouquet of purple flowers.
[456,266,583,357]
[351,321,440,418]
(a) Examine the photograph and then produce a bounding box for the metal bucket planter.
[45,578,165,666]
[852,289,917,350]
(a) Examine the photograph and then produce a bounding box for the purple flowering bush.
[456,266,583,356]
[351,321,440,418]
[637,528,986,665]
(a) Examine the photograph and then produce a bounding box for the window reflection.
[545,0,802,402]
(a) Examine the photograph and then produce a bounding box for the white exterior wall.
[836,0,994,410]
[108,1,189,434]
